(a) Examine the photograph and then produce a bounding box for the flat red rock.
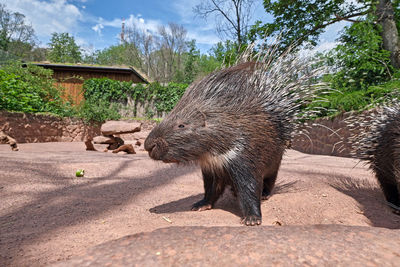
[101,121,142,135]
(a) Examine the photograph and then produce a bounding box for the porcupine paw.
[191,199,212,211]
[241,215,262,226]
[261,192,271,200]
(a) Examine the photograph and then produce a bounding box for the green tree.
[0,4,36,60]
[48,32,82,63]
[93,43,142,67]
[209,40,245,66]
[250,0,400,68]
[93,45,127,65]
[183,39,200,83]
[325,18,393,90]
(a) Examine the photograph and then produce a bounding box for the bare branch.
[193,0,255,47]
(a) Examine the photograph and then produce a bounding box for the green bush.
[83,77,189,117]
[0,62,189,123]
[307,78,400,118]
[83,78,133,103]
[77,99,121,123]
[153,82,187,113]
[0,61,74,115]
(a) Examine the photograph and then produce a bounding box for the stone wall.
[292,111,371,158]
[1,109,374,158]
[0,111,101,143]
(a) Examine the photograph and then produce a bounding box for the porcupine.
[144,46,326,225]
[348,102,400,213]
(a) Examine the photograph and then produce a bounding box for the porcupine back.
[171,46,327,145]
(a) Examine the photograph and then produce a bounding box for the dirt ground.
[1,142,400,266]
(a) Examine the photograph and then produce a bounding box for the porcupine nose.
[144,137,155,152]
[144,137,168,160]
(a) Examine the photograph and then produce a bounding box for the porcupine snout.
[144,136,169,161]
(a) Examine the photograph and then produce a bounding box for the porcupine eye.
[178,124,185,128]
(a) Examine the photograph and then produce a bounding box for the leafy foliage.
[325,20,393,91]
[307,78,400,117]
[48,32,82,63]
[183,40,200,83]
[0,61,73,115]
[77,98,121,123]
[82,77,188,118]
[83,78,133,103]
[152,82,188,112]
[0,3,37,61]
[249,0,371,51]
[209,40,248,67]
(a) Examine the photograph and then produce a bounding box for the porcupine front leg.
[228,159,262,226]
[191,168,226,211]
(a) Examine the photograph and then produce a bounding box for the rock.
[0,131,18,151]
[84,139,97,151]
[135,140,142,146]
[93,144,109,151]
[93,135,117,144]
[101,121,142,135]
[107,137,124,150]
[112,144,136,154]
[54,225,400,266]
[132,131,150,140]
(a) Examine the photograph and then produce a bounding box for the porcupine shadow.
[329,174,400,229]
[149,180,300,217]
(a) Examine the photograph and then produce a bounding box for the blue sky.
[1,0,346,54]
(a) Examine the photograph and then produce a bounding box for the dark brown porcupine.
[144,46,327,226]
[348,103,400,213]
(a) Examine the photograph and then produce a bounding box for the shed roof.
[33,62,149,84]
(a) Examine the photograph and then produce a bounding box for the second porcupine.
[349,103,400,213]
[144,47,326,225]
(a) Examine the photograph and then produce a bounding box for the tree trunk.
[377,0,400,68]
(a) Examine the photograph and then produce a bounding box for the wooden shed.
[34,63,149,105]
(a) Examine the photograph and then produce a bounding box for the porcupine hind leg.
[228,159,262,226]
[191,168,226,211]
[262,170,278,200]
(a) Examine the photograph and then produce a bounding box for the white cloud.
[91,14,163,36]
[74,36,88,47]
[0,0,83,39]
[187,30,220,45]
[92,23,104,36]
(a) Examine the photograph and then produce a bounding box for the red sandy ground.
[1,142,399,266]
